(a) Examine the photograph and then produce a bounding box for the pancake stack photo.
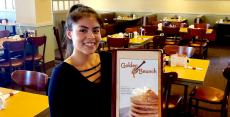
[129,89,158,117]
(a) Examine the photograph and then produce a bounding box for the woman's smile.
[83,41,97,47]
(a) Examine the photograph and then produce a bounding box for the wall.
[15,0,36,25]
[35,0,52,25]
[54,0,230,26]
[81,0,230,15]
[15,0,55,63]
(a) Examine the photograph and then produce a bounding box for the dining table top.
[179,27,213,34]
[164,58,210,84]
[161,18,187,23]
[101,34,154,45]
[157,27,213,34]
[0,87,49,117]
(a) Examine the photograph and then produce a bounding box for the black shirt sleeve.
[48,64,70,117]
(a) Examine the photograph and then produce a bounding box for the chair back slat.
[125,27,139,33]
[107,36,129,50]
[152,35,166,49]
[143,25,158,35]
[163,45,195,58]
[162,26,180,36]
[27,36,47,47]
[188,28,206,38]
[3,40,26,52]
[26,36,46,58]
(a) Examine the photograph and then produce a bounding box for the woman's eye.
[93,29,100,34]
[79,29,87,33]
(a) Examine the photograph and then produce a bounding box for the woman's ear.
[66,30,72,40]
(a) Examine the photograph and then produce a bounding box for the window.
[69,1,74,8]
[0,0,15,11]
[52,0,80,11]
[64,1,69,10]
[53,1,58,11]
[0,0,5,11]
[58,1,64,10]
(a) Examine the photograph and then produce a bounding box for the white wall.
[81,0,230,15]
[15,0,36,25]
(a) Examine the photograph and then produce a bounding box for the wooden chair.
[53,27,65,61]
[106,36,130,51]
[163,72,183,117]
[100,28,107,38]
[162,26,180,45]
[25,36,46,73]
[96,29,107,52]
[194,17,204,24]
[125,27,140,33]
[0,30,10,38]
[163,45,195,58]
[145,14,158,26]
[0,39,26,85]
[188,62,230,117]
[205,29,216,42]
[188,28,208,59]
[143,25,158,36]
[0,39,26,72]
[194,23,210,29]
[11,70,49,95]
[147,35,166,49]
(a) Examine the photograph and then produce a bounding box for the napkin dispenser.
[170,54,188,67]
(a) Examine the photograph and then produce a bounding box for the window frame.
[52,0,80,12]
[0,0,15,11]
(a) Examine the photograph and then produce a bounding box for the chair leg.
[42,61,46,73]
[32,60,35,71]
[188,97,193,116]
[221,103,228,117]
[195,100,199,116]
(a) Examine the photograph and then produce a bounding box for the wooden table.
[164,58,210,112]
[161,18,187,23]
[158,27,213,34]
[164,58,209,84]
[179,27,213,34]
[114,17,141,21]
[101,34,154,46]
[0,87,49,117]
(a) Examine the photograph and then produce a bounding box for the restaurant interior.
[0,0,230,117]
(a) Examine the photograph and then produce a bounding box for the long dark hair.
[65,4,103,58]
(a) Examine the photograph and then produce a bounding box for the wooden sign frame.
[111,49,163,117]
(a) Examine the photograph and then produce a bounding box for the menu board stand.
[111,49,163,117]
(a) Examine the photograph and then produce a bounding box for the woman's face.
[69,16,101,55]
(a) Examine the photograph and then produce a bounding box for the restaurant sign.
[112,49,162,117]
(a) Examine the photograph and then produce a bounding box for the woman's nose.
[87,31,95,38]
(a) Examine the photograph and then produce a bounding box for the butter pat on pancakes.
[129,89,158,117]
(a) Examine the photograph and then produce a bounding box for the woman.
[48,4,112,117]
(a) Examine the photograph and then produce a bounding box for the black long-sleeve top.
[48,52,112,117]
